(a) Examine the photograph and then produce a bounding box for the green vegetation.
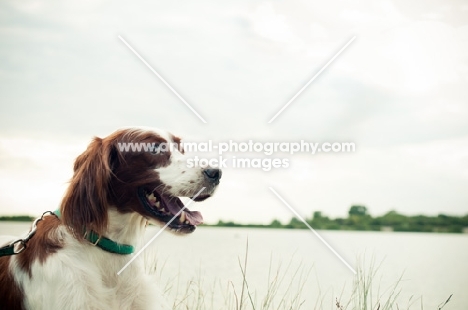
[0,215,35,222]
[208,206,468,233]
[3,206,468,233]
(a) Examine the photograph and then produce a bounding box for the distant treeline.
[206,205,468,233]
[0,215,35,222]
[3,206,468,233]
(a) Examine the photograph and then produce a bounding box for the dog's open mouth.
[138,188,203,232]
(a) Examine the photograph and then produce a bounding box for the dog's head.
[60,128,221,236]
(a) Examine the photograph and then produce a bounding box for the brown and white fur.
[0,128,221,310]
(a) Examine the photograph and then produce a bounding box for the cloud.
[0,0,467,219]
[251,3,301,44]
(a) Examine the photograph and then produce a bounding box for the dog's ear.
[60,137,113,238]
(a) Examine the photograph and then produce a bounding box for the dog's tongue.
[183,211,203,226]
[160,195,203,225]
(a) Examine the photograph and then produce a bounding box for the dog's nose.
[203,168,222,184]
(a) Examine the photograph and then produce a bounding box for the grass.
[145,243,452,310]
[234,239,310,310]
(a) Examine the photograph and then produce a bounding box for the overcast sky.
[0,0,467,224]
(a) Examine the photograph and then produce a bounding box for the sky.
[0,0,467,224]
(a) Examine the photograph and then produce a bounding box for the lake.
[1,223,467,309]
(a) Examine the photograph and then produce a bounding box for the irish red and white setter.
[0,128,221,309]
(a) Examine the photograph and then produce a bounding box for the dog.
[0,127,221,309]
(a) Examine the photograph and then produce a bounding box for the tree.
[287,217,303,229]
[270,219,283,228]
[313,211,322,219]
[348,205,368,217]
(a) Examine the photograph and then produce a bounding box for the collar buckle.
[83,231,102,246]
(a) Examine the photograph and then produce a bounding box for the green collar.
[83,231,135,255]
[55,210,135,255]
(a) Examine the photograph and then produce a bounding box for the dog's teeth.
[185,220,189,225]
[154,201,165,213]
[148,193,156,203]
[179,211,186,223]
